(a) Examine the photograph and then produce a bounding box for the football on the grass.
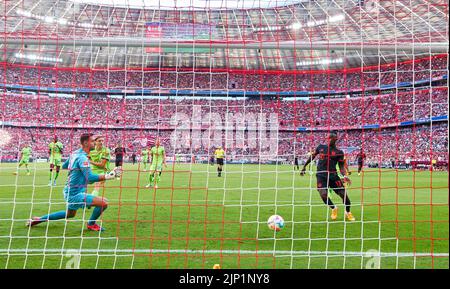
[267,215,285,231]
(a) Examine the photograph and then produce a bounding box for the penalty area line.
[0,248,448,257]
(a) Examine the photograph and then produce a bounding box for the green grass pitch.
[0,162,448,269]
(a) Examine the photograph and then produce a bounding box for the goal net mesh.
[0,0,448,269]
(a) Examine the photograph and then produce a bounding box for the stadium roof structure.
[0,0,448,71]
[69,0,307,10]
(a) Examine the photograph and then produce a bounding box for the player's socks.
[154,174,161,188]
[153,175,160,188]
[54,171,59,181]
[322,197,335,209]
[149,174,154,186]
[40,210,67,221]
[87,206,107,226]
[344,198,351,213]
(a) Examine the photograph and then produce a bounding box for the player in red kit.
[356,149,366,176]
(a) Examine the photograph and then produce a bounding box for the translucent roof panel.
[70,0,305,10]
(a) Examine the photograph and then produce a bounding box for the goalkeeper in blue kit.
[26,133,122,232]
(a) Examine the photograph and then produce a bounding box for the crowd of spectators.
[0,55,447,167]
[1,56,446,91]
[1,86,447,129]
[1,121,447,166]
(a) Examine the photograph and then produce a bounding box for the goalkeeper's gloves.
[105,167,122,180]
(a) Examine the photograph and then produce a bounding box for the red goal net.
[0,0,448,269]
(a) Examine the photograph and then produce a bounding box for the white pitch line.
[0,249,447,257]
[0,198,447,206]
[0,198,330,204]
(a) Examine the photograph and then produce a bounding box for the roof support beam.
[2,38,447,53]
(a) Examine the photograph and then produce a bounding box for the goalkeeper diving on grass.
[26,133,122,232]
